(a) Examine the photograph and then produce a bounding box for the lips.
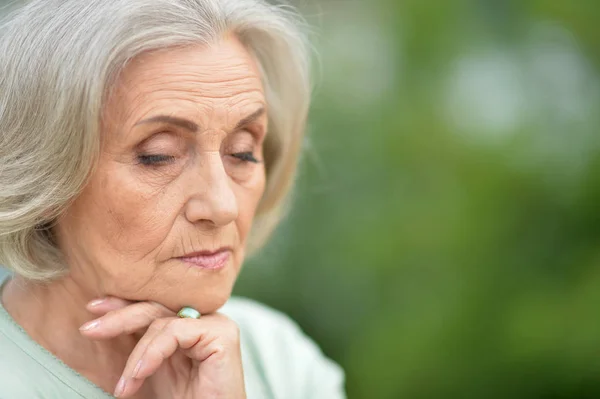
[177,248,231,270]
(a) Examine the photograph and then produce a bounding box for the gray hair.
[0,0,311,280]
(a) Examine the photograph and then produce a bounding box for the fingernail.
[114,377,126,397]
[88,298,106,308]
[133,360,143,378]
[79,320,100,331]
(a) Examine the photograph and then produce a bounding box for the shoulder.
[0,349,36,396]
[220,296,314,362]
[220,297,346,399]
[0,331,78,398]
[221,296,304,340]
[221,296,323,361]
[0,297,112,399]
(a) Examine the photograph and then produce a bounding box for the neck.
[1,273,142,396]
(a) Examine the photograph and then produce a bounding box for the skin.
[1,35,268,398]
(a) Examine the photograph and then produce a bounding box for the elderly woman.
[0,0,345,398]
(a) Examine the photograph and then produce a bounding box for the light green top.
[0,273,345,399]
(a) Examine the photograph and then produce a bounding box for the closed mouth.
[176,247,232,270]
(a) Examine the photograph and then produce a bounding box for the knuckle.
[147,318,168,333]
[146,342,169,361]
[164,317,195,337]
[139,303,163,319]
[166,317,187,331]
[219,318,240,343]
[211,343,228,358]
[131,307,154,324]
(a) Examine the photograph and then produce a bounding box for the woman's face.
[55,37,267,313]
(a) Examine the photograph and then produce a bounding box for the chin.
[148,254,241,314]
[193,290,233,314]
[166,281,236,315]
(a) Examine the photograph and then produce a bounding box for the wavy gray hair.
[0,0,311,280]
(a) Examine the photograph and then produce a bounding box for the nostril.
[184,182,238,227]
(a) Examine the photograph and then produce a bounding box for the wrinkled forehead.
[102,38,267,135]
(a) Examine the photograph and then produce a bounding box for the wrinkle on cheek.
[105,266,156,300]
[92,177,126,240]
[104,205,126,244]
[138,175,179,196]
[100,176,165,245]
[133,191,183,261]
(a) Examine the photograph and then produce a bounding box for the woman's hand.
[79,297,246,398]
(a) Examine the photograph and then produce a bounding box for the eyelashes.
[231,151,259,163]
[137,154,176,166]
[137,152,260,166]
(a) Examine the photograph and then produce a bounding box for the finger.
[117,315,236,398]
[86,296,134,315]
[122,318,170,379]
[125,317,224,381]
[80,301,173,339]
[114,377,144,399]
[116,318,173,398]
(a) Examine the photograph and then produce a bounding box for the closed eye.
[231,152,260,163]
[137,154,175,165]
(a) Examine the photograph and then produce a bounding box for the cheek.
[86,165,181,259]
[236,167,266,244]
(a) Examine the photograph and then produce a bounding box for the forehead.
[105,37,266,128]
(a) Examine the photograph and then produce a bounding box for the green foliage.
[235,0,600,398]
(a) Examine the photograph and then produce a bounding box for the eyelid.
[236,123,266,141]
[137,130,174,144]
[136,131,184,152]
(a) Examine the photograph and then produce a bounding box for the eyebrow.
[234,107,266,130]
[134,115,198,132]
[134,106,266,132]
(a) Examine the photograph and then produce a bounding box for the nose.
[184,153,238,228]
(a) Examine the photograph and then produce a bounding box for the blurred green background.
[235,0,600,398]
[1,0,599,398]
